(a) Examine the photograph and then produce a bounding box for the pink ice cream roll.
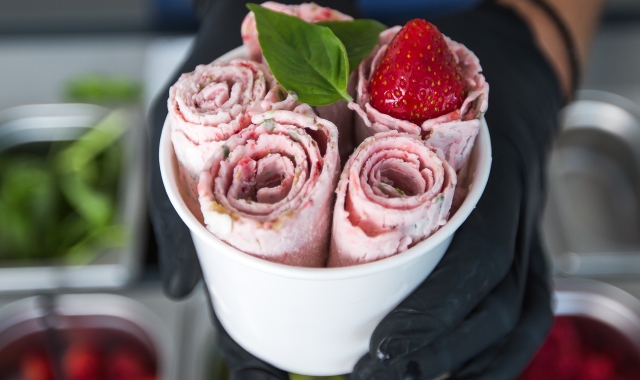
[349,26,489,172]
[168,59,298,200]
[329,131,457,267]
[241,2,356,163]
[198,105,340,267]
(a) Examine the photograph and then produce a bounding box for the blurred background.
[1,0,640,379]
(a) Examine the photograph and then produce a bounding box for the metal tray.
[0,293,165,378]
[0,103,146,291]
[542,90,640,276]
[554,278,640,352]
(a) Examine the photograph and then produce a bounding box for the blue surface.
[358,0,483,21]
[152,0,198,31]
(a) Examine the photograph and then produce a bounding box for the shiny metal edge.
[545,90,640,276]
[553,278,640,352]
[0,293,169,378]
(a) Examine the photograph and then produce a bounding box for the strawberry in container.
[520,316,640,380]
[17,342,158,380]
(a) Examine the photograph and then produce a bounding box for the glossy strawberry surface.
[369,19,466,124]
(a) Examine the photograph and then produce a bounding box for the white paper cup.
[159,46,492,376]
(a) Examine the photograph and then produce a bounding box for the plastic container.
[159,46,492,375]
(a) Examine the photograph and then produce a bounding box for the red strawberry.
[106,348,153,380]
[369,19,466,124]
[581,354,615,380]
[21,350,54,380]
[63,342,103,380]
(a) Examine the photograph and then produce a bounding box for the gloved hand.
[148,1,562,379]
[350,4,562,379]
[147,0,357,379]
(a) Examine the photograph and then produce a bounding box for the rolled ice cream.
[198,105,340,267]
[329,131,456,267]
[169,59,297,199]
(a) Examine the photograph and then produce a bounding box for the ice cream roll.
[198,105,339,267]
[168,59,298,200]
[329,131,456,267]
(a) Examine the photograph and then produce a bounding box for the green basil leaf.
[56,110,127,173]
[317,20,387,73]
[247,3,352,106]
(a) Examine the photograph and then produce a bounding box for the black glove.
[148,1,562,379]
[147,0,357,379]
[350,4,562,379]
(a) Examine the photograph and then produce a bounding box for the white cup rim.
[159,48,492,281]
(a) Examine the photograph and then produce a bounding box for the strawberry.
[21,350,54,380]
[581,354,616,380]
[106,347,153,380]
[369,19,466,124]
[63,342,103,380]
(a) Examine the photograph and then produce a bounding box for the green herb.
[317,20,387,73]
[262,119,276,131]
[395,187,405,195]
[65,75,141,104]
[247,3,351,106]
[56,111,127,228]
[0,110,128,263]
[247,4,386,105]
[288,129,300,141]
[277,88,287,101]
[222,145,230,159]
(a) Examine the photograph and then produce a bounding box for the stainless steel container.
[0,293,165,378]
[543,90,640,276]
[0,103,146,291]
[554,278,640,353]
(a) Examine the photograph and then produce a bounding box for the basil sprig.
[246,4,386,106]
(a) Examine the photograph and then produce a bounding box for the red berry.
[106,348,152,380]
[581,354,615,380]
[21,351,54,380]
[369,19,466,124]
[63,343,103,380]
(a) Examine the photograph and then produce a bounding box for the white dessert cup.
[159,46,492,376]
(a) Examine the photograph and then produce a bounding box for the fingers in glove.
[148,0,254,298]
[148,187,200,298]
[355,3,561,377]
[451,235,553,380]
[148,0,360,300]
[149,89,200,298]
[149,92,200,298]
[367,138,525,362]
[353,235,532,380]
[203,287,289,380]
[149,0,362,303]
[215,316,290,380]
